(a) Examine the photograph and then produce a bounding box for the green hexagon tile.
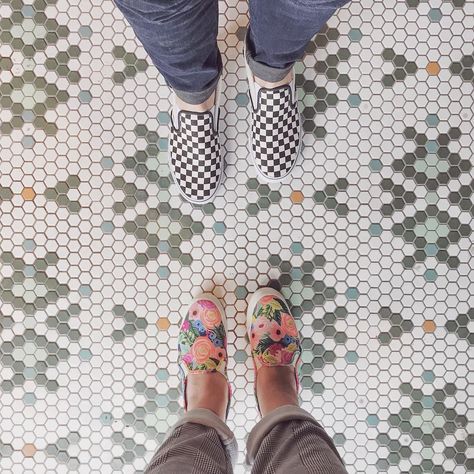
[0,0,473,473]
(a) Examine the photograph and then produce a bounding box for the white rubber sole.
[187,293,227,332]
[246,287,286,333]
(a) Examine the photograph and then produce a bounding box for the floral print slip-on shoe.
[178,294,232,417]
[247,287,302,410]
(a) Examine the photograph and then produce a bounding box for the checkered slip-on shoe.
[246,287,302,413]
[245,56,301,182]
[178,294,232,419]
[169,82,223,204]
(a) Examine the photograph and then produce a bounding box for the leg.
[246,288,347,473]
[145,295,236,473]
[114,0,221,104]
[245,0,350,180]
[247,0,350,82]
[146,409,237,474]
[115,2,225,202]
[247,405,347,474]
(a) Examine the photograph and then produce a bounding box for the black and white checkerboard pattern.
[169,112,221,202]
[251,86,300,180]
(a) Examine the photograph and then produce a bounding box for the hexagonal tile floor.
[0,0,473,472]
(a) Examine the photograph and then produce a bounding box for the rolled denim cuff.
[245,29,294,83]
[172,54,222,104]
[171,408,238,465]
[246,405,317,464]
[173,77,218,104]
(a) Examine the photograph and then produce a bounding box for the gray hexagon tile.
[0,0,473,473]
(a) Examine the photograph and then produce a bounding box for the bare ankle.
[256,366,298,417]
[186,372,228,420]
[254,70,293,89]
[175,91,215,113]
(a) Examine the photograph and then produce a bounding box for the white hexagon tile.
[0,0,473,473]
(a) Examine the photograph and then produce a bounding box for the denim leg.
[114,0,221,103]
[247,0,351,81]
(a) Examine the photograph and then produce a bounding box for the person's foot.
[186,371,229,420]
[178,295,231,420]
[256,365,298,416]
[253,70,293,90]
[175,92,216,113]
[245,53,301,182]
[169,81,224,204]
[247,287,302,416]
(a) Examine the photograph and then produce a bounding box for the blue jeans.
[115,0,349,104]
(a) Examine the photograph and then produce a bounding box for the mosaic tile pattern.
[0,0,473,472]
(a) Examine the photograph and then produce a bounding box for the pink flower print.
[214,347,226,361]
[280,313,298,338]
[182,353,193,365]
[259,295,275,305]
[199,299,217,310]
[267,343,283,356]
[268,321,284,342]
[181,320,191,331]
[280,349,294,365]
[262,351,278,365]
[188,302,202,320]
[191,336,214,364]
[201,308,222,330]
[253,316,271,337]
[258,296,283,312]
